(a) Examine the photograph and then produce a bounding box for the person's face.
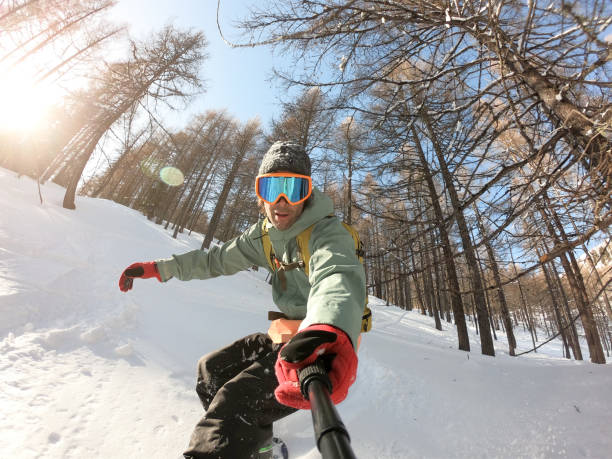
[264,196,305,230]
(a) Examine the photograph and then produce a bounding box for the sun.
[0,69,61,132]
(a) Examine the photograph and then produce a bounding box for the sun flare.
[0,70,60,131]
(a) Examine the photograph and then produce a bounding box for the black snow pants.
[183,333,297,459]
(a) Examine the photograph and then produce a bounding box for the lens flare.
[160,166,184,187]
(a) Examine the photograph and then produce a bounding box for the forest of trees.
[0,0,610,363]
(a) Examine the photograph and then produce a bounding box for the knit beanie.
[258,141,311,176]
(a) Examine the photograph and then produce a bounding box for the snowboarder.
[119,141,366,458]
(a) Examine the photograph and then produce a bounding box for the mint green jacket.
[155,188,366,348]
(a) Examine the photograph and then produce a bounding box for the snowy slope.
[1,167,611,459]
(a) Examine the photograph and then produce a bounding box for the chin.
[274,219,293,230]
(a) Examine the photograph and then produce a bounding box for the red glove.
[118,262,161,292]
[274,324,358,410]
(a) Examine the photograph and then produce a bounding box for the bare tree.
[268,87,334,157]
[1,0,123,84]
[203,118,262,249]
[42,25,208,209]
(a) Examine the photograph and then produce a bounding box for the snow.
[1,167,611,458]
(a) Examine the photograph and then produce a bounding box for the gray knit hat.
[258,141,311,176]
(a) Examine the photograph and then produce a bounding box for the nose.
[277,196,289,205]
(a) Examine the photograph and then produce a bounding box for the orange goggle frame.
[255,172,312,206]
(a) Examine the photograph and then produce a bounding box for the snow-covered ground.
[1,167,611,458]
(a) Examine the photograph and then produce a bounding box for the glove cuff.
[274,324,358,409]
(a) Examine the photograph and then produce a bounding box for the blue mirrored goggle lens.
[257,176,309,203]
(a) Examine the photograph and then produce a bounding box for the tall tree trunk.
[428,228,443,331]
[346,144,353,225]
[548,257,583,361]
[412,126,469,350]
[63,118,117,209]
[470,230,497,341]
[539,252,571,359]
[421,113,494,356]
[202,159,245,248]
[475,207,516,355]
[410,248,426,315]
[536,199,605,363]
[172,121,232,237]
[202,120,260,249]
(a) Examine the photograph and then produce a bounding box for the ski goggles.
[255,173,312,206]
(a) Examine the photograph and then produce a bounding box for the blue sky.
[109,0,285,128]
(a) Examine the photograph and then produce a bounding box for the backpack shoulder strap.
[295,223,316,277]
[297,216,360,276]
[340,221,365,264]
[260,218,276,272]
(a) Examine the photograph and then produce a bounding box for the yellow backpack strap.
[340,221,365,264]
[260,218,276,272]
[340,221,372,332]
[361,305,372,332]
[295,224,316,277]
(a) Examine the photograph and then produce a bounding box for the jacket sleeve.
[155,223,266,282]
[299,217,366,349]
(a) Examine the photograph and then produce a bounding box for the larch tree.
[45,25,208,209]
[203,118,262,249]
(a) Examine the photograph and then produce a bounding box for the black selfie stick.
[298,359,357,459]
